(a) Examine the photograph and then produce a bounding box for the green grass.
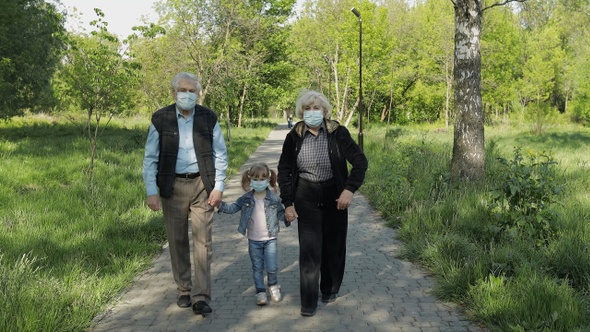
[360,122,590,331]
[0,114,276,332]
[3,113,590,331]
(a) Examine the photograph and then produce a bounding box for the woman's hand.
[336,189,353,210]
[285,205,298,222]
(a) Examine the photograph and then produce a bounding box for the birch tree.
[449,0,525,181]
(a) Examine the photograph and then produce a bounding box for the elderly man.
[142,72,228,315]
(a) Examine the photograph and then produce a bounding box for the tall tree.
[141,0,295,124]
[290,0,368,125]
[449,0,525,181]
[480,6,522,123]
[55,9,141,183]
[0,0,65,119]
[410,0,455,125]
[517,24,565,121]
[127,23,172,114]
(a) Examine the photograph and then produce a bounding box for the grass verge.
[361,123,590,331]
[0,114,276,332]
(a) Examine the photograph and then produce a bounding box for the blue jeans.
[248,238,278,293]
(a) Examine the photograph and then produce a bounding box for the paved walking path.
[89,124,486,332]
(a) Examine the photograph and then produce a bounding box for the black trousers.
[295,178,348,310]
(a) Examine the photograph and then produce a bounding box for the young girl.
[217,162,289,305]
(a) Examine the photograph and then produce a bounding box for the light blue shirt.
[142,106,228,196]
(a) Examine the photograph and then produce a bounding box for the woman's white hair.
[294,89,332,119]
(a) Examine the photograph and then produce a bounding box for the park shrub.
[489,146,563,247]
[571,94,590,126]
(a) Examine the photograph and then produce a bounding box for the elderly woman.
[277,90,368,317]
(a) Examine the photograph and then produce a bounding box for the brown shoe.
[192,301,212,315]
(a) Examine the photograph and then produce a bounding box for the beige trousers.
[161,176,214,303]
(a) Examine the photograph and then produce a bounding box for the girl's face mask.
[250,179,269,192]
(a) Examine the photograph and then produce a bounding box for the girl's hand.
[285,206,298,222]
[336,189,353,210]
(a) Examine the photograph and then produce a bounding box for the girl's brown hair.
[241,162,278,193]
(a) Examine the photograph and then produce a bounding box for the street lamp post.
[351,7,363,151]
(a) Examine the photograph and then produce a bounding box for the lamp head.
[351,7,361,18]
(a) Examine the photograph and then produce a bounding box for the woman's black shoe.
[321,293,337,303]
[300,306,317,316]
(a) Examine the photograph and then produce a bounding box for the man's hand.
[208,189,223,207]
[147,194,161,211]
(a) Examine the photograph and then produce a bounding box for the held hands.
[208,189,223,207]
[147,190,222,211]
[336,189,354,210]
[285,206,298,222]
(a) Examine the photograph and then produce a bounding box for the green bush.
[489,146,563,246]
[571,93,590,126]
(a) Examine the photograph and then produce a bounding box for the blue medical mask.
[176,91,198,111]
[250,179,269,192]
[303,110,324,128]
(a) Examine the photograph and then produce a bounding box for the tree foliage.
[0,0,66,119]
[54,8,141,183]
[131,0,297,126]
[3,0,590,128]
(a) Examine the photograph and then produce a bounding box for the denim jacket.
[218,190,289,238]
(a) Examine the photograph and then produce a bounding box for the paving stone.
[88,125,487,332]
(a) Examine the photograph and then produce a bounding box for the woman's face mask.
[303,110,324,128]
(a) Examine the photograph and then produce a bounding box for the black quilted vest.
[151,104,218,198]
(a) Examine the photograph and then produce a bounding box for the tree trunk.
[226,105,231,143]
[450,0,485,181]
[339,66,351,123]
[445,59,452,128]
[238,84,248,128]
[344,97,358,128]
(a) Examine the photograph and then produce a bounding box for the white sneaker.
[256,292,267,306]
[269,284,282,302]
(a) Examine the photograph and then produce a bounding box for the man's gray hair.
[171,72,202,93]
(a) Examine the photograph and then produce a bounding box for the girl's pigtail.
[269,169,279,193]
[240,170,251,192]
